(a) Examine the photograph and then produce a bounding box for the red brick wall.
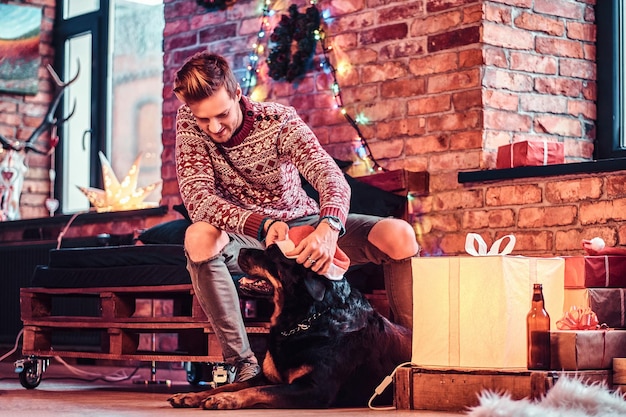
[2,0,623,256]
[162,0,618,256]
[427,171,626,256]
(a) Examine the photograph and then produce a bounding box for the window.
[53,0,163,214]
[596,0,626,160]
[459,2,625,183]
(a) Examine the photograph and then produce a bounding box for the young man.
[173,52,419,382]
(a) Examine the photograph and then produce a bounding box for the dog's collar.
[280,307,330,337]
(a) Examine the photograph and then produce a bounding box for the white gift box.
[411,234,565,368]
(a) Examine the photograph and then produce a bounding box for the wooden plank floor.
[0,361,465,417]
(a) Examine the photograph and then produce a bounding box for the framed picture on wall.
[0,4,42,95]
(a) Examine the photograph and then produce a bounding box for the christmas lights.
[243,0,272,95]
[245,0,383,172]
[317,27,383,172]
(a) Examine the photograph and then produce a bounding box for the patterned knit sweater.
[175,96,351,238]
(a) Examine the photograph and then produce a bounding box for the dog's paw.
[168,392,208,408]
[201,393,243,410]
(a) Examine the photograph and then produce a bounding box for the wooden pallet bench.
[20,284,270,362]
[394,366,612,412]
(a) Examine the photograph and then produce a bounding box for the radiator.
[0,241,55,345]
[0,238,102,346]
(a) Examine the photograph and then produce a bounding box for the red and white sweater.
[175,96,350,238]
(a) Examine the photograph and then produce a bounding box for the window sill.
[458,158,626,183]
[0,206,168,241]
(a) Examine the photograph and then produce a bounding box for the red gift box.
[564,256,626,288]
[588,288,626,328]
[496,140,564,169]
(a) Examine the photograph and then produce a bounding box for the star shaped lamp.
[78,151,161,212]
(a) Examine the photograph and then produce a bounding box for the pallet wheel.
[16,358,47,389]
[185,361,204,385]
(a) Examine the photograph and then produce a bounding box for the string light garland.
[245,0,383,173]
[243,0,272,95]
[316,27,384,172]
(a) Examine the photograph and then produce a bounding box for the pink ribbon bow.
[556,306,600,330]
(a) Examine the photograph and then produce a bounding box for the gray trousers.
[186,214,414,364]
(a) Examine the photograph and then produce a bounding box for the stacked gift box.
[555,255,626,370]
[404,243,624,412]
[410,236,626,371]
[411,253,566,369]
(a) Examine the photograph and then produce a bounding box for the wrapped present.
[588,288,626,328]
[496,140,564,169]
[564,256,586,288]
[563,288,590,311]
[551,329,626,370]
[564,256,626,288]
[412,234,565,368]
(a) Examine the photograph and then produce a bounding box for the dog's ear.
[303,274,326,301]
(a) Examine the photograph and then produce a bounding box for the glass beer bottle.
[527,283,551,370]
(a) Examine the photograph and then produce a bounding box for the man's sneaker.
[233,357,261,383]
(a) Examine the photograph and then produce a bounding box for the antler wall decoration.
[0,64,79,221]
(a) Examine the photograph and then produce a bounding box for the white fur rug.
[466,377,626,417]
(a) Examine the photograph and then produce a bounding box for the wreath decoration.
[196,0,234,11]
[267,4,321,82]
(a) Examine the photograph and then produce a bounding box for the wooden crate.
[394,366,612,412]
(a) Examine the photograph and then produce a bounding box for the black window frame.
[52,2,111,200]
[595,0,626,160]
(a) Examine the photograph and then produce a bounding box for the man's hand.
[265,220,288,246]
[285,222,339,274]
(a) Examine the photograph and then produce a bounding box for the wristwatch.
[321,216,342,233]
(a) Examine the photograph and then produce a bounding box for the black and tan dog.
[168,243,412,409]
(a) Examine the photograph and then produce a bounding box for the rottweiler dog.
[168,243,412,409]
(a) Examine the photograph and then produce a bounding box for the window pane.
[62,34,93,213]
[63,0,99,19]
[110,0,164,205]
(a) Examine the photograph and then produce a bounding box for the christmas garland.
[196,0,234,11]
[267,4,321,82]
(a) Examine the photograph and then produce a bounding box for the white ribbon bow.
[465,233,516,256]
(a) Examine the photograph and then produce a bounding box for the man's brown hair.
[173,52,239,104]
